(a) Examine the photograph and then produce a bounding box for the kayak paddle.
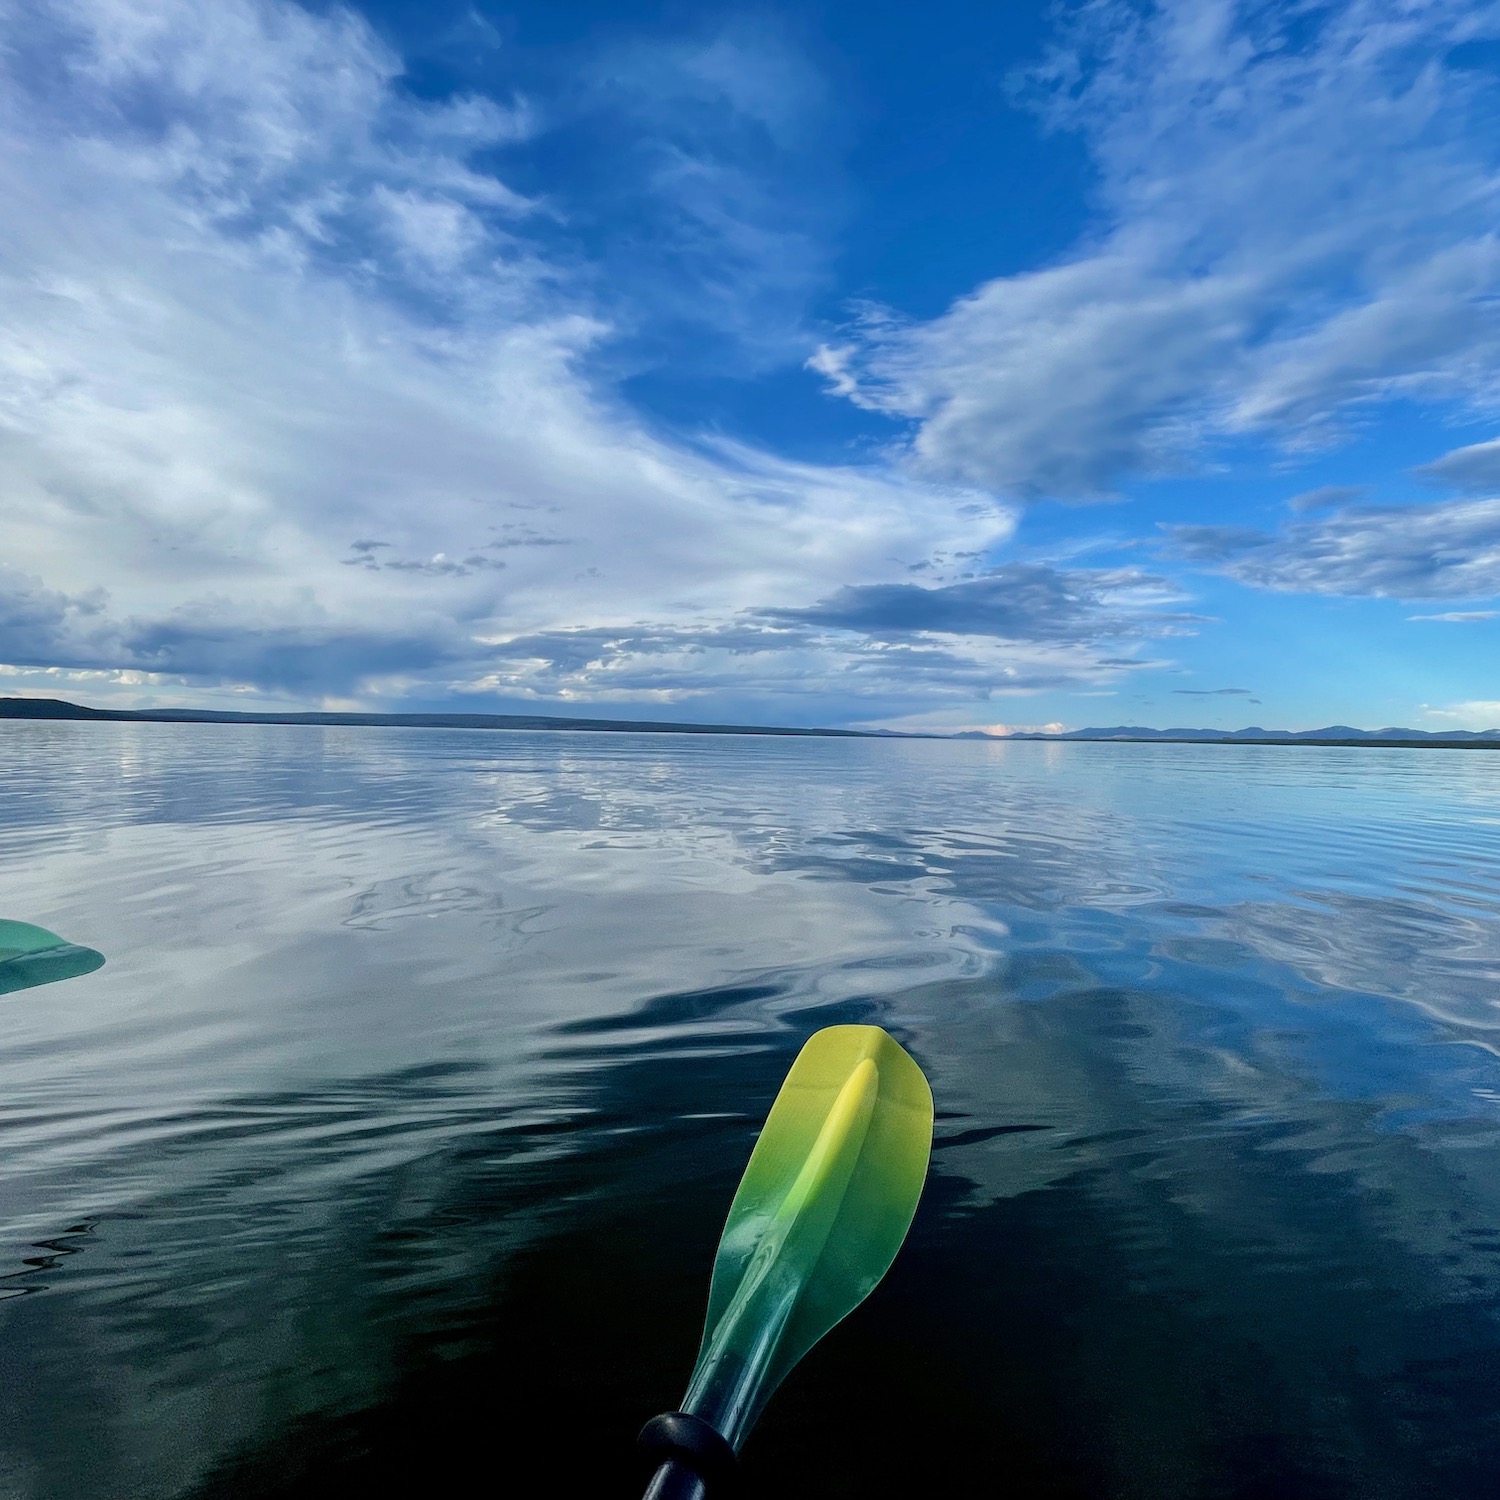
[0,920,105,997]
[638,1023,933,1498]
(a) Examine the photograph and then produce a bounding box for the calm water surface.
[3,723,1500,1498]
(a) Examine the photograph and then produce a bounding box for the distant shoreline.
[2,696,1497,748]
[0,696,901,740]
[1001,735,1500,750]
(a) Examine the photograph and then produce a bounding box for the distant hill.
[0,696,884,738]
[0,697,125,721]
[995,724,1500,747]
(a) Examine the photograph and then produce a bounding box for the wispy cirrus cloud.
[1413,437,1500,494]
[1287,486,1366,514]
[811,0,1500,499]
[1166,497,1500,600]
[577,17,844,367]
[1407,610,1499,622]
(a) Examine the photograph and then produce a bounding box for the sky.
[3,0,1500,733]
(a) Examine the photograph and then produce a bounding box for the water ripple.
[3,726,1500,1497]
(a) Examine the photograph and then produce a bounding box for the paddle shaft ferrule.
[638,1411,736,1499]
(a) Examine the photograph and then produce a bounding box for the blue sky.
[3,0,1500,732]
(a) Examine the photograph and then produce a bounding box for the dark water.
[4,724,1500,1499]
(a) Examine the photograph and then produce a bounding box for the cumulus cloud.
[0,0,1023,712]
[1167,497,1500,600]
[812,0,1500,499]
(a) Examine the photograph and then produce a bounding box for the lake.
[3,722,1500,1499]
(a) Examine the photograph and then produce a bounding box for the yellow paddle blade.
[681,1024,933,1449]
[0,920,105,996]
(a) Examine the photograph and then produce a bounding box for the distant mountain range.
[3,697,1497,746]
[959,724,1500,746]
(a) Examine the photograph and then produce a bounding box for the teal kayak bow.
[639,1024,934,1498]
[0,920,105,996]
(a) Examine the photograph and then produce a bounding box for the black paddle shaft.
[642,1459,709,1500]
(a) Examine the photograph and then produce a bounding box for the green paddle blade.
[0,920,105,997]
[681,1024,933,1450]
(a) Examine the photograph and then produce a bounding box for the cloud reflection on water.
[1,726,1500,1496]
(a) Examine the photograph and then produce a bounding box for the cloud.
[1171,687,1253,695]
[343,544,509,576]
[975,722,1067,737]
[458,566,1191,722]
[760,563,1196,643]
[0,568,113,669]
[1407,610,1499,622]
[1413,437,1500,493]
[122,613,462,692]
[0,565,465,694]
[460,629,1134,722]
[811,0,1500,498]
[1423,700,1500,728]
[0,0,1027,715]
[572,17,845,368]
[1166,498,1500,600]
[1287,486,1365,514]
